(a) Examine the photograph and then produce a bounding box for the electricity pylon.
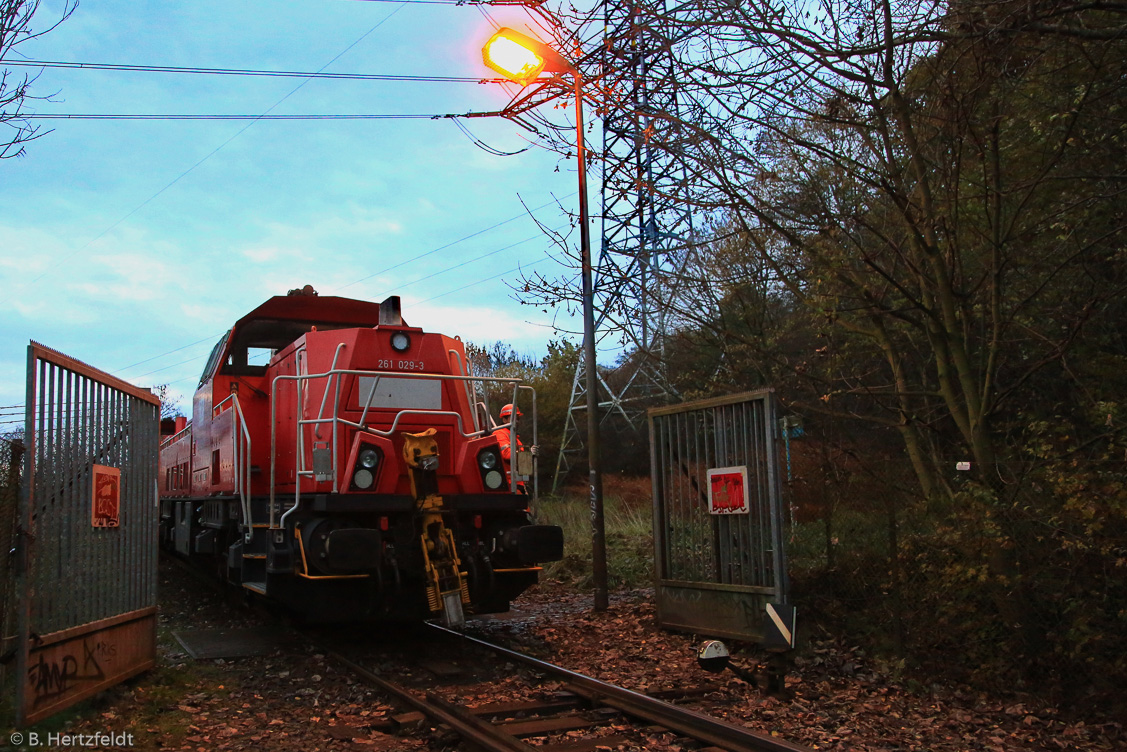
[552,0,694,491]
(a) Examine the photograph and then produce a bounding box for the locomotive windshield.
[199,330,231,386]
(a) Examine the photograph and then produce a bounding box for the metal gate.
[14,342,160,726]
[649,390,790,643]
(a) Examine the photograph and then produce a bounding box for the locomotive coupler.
[403,429,471,627]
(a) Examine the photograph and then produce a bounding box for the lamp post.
[482,27,608,612]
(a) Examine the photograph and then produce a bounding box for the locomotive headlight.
[484,469,504,489]
[479,450,498,470]
[353,468,374,489]
[351,444,382,490]
[390,332,410,352]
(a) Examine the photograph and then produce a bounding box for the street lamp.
[482,27,609,612]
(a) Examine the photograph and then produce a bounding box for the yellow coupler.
[402,429,471,627]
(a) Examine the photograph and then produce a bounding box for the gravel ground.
[33,561,1126,752]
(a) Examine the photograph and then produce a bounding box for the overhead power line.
[3,59,489,83]
[419,257,551,303]
[346,0,502,4]
[332,193,575,293]
[117,335,221,372]
[109,194,576,380]
[107,254,556,394]
[22,113,451,120]
[24,2,408,288]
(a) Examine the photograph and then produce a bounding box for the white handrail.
[447,348,480,434]
[518,384,538,502]
[269,367,533,530]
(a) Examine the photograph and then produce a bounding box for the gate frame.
[648,388,790,643]
[15,342,161,727]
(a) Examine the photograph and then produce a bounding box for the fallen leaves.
[56,561,1127,752]
[468,590,1127,751]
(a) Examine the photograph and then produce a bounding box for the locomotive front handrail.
[518,384,538,500]
[355,372,382,429]
[313,343,347,442]
[447,348,481,434]
[269,367,531,529]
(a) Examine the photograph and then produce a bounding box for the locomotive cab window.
[220,317,361,379]
[223,345,274,377]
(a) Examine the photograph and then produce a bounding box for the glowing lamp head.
[483,27,574,86]
[483,30,546,85]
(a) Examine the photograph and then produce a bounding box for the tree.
[466,340,581,482]
[151,384,185,420]
[532,0,1127,692]
[1,0,77,159]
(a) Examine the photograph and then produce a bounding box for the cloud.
[0,225,68,277]
[400,297,552,352]
[254,204,405,251]
[243,247,279,263]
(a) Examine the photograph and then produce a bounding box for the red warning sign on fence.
[92,464,121,527]
[706,466,749,514]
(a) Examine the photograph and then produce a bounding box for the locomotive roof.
[199,294,418,385]
[236,294,397,329]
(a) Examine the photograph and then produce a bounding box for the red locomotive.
[158,288,562,625]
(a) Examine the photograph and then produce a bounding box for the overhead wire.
[23,113,446,120]
[116,335,223,372]
[453,118,529,156]
[8,2,583,389]
[95,192,577,385]
[372,228,560,300]
[330,193,574,293]
[131,354,213,380]
[4,59,486,83]
[24,1,411,287]
[419,256,552,303]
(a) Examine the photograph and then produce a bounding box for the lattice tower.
[552,0,694,490]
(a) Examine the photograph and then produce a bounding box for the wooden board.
[22,608,156,725]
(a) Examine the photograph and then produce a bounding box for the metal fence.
[14,343,160,726]
[1,436,25,719]
[649,390,789,643]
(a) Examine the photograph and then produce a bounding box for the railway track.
[326,622,815,752]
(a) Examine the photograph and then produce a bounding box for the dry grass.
[533,474,655,590]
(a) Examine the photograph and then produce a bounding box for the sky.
[0,0,590,420]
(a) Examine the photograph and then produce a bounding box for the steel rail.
[427,623,815,752]
[327,651,534,752]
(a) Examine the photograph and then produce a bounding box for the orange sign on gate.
[92,464,121,527]
[706,466,750,514]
